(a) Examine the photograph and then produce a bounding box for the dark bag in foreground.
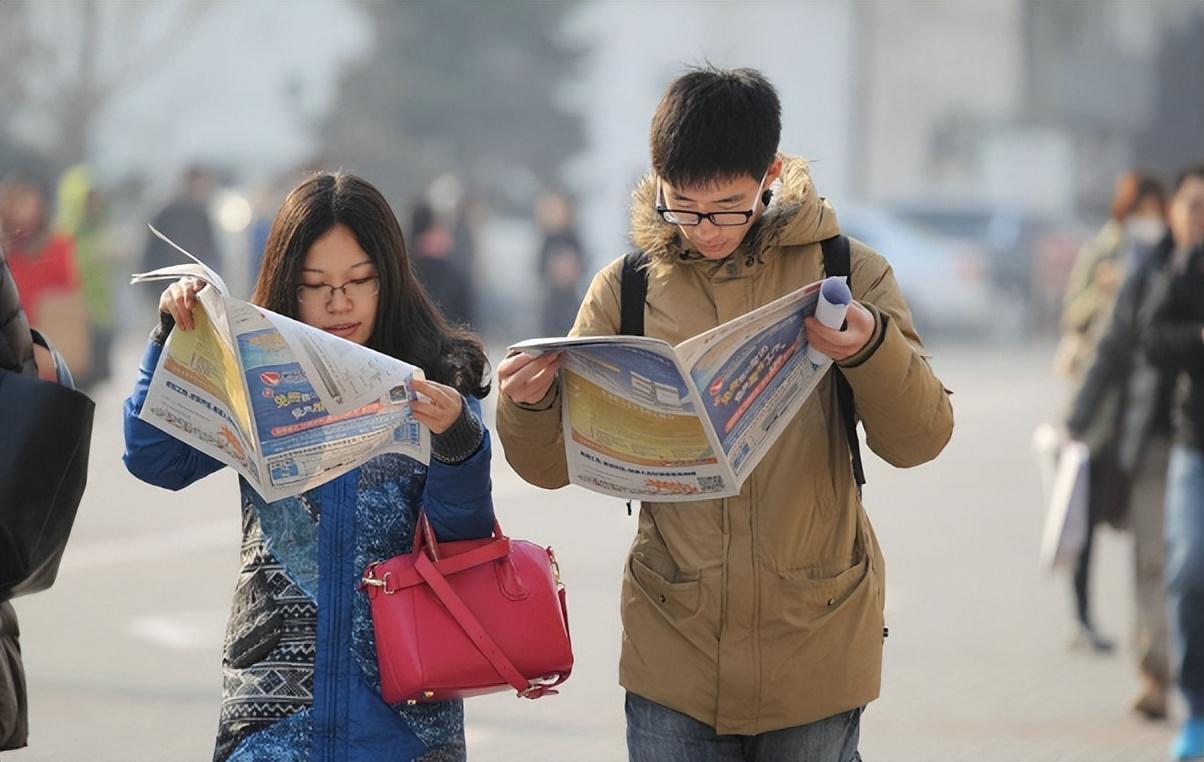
[361,512,573,704]
[0,368,94,599]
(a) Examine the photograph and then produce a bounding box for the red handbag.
[361,512,573,704]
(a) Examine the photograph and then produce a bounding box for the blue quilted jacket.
[123,340,494,762]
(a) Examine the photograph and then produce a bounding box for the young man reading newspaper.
[497,66,953,760]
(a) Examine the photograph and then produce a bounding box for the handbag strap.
[366,539,512,593]
[413,551,566,699]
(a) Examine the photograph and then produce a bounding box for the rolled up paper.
[807,276,852,365]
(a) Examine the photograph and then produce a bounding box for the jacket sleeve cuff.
[514,377,561,412]
[431,396,486,464]
[838,309,918,392]
[150,312,175,345]
[837,303,888,369]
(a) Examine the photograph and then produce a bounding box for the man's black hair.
[650,66,781,189]
[1173,163,1204,195]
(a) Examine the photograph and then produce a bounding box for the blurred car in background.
[835,203,1008,339]
[890,203,1089,335]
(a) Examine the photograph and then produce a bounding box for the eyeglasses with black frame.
[296,275,381,305]
[655,172,768,227]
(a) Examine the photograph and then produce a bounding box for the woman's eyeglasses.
[296,276,380,304]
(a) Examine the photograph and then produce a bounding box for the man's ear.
[766,155,783,185]
[761,155,784,207]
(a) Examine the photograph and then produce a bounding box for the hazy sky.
[84,2,367,189]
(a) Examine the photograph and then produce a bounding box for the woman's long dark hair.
[252,172,490,398]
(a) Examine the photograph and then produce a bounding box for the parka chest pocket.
[627,555,701,620]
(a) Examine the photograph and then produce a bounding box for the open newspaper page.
[132,262,263,489]
[511,336,736,501]
[129,229,236,359]
[131,230,431,502]
[227,305,429,501]
[674,279,831,482]
[262,310,414,416]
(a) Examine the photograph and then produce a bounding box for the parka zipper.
[748,472,761,722]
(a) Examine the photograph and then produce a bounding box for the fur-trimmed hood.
[628,154,839,265]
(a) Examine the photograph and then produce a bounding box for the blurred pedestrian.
[141,165,219,285]
[1058,171,1167,379]
[1067,166,1204,720]
[497,66,953,759]
[123,172,495,761]
[0,174,90,379]
[1141,164,1204,761]
[246,181,286,289]
[409,200,473,326]
[1057,172,1169,670]
[535,192,586,336]
[449,190,482,309]
[55,165,117,390]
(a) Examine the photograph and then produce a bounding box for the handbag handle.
[413,508,505,562]
[413,550,567,699]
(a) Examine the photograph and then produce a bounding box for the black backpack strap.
[820,232,851,281]
[820,234,867,493]
[619,252,650,516]
[619,252,649,337]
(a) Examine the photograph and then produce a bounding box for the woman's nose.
[327,287,353,311]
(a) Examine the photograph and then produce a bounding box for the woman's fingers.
[159,285,186,330]
[410,378,458,408]
[175,282,194,331]
[411,376,448,396]
[158,277,205,331]
[409,378,463,434]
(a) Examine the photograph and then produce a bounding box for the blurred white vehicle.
[834,203,1006,338]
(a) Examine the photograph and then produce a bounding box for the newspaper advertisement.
[132,229,429,502]
[512,277,837,501]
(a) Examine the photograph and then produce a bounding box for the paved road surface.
[4,336,1178,761]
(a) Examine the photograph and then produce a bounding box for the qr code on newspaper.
[697,475,725,492]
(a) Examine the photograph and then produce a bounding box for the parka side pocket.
[224,571,283,669]
[628,555,701,620]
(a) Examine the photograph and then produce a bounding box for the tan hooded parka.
[497,156,954,734]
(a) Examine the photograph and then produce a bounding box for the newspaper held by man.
[510,276,850,501]
[130,227,430,502]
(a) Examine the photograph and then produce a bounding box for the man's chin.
[697,244,734,260]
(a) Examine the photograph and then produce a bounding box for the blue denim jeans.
[625,692,863,762]
[1165,445,1204,718]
